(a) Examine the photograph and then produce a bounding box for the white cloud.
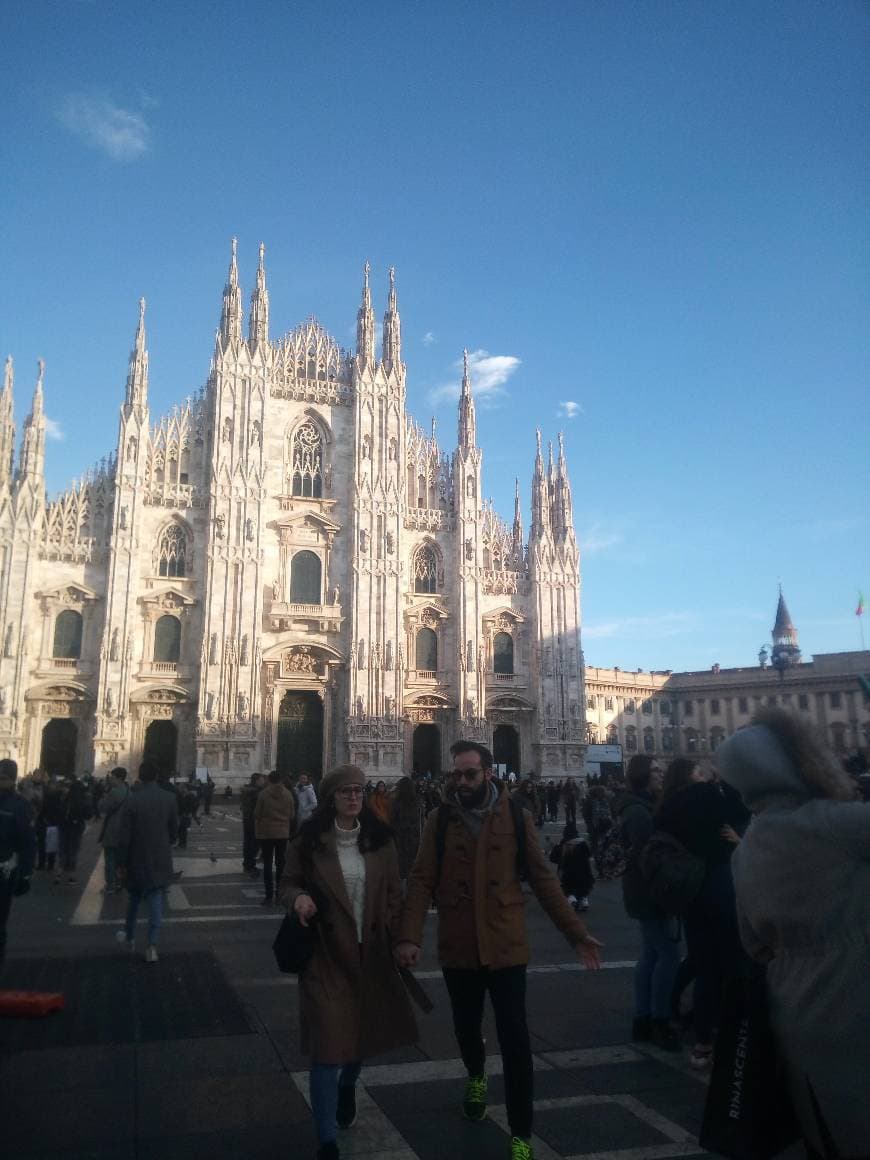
[580,524,623,555]
[428,349,521,406]
[422,331,437,346]
[44,417,64,441]
[558,400,583,420]
[59,93,151,161]
[583,612,696,641]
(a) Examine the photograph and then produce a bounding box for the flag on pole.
[857,591,866,618]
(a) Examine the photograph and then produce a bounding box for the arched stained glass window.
[53,610,83,659]
[290,422,323,498]
[154,615,181,663]
[413,546,437,594]
[289,551,322,604]
[416,627,438,672]
[493,632,514,675]
[157,525,188,578]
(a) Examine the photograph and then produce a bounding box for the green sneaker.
[462,1073,487,1121]
[510,1138,535,1160]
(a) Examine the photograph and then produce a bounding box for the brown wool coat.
[400,783,591,970]
[278,830,418,1065]
[254,783,295,840]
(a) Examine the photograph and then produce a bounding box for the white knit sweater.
[335,820,366,942]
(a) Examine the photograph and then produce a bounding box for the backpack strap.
[434,801,451,889]
[508,793,528,879]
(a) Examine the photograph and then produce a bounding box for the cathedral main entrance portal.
[412,724,441,777]
[143,720,178,778]
[276,691,323,781]
[40,718,78,778]
[493,724,520,775]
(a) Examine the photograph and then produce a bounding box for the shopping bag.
[699,971,799,1159]
[45,825,59,855]
[272,911,318,974]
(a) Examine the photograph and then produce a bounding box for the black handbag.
[699,969,800,1159]
[273,910,318,974]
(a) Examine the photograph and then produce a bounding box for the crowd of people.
[1,717,868,1159]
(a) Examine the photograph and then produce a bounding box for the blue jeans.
[125,887,165,946]
[309,1060,362,1144]
[634,913,681,1020]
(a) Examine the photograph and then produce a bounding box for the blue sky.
[2,0,868,672]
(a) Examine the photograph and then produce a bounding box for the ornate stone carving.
[285,646,318,674]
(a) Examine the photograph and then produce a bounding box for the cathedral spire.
[220,237,243,347]
[248,242,270,350]
[530,428,551,538]
[124,298,149,412]
[17,359,46,486]
[458,348,477,450]
[0,356,15,487]
[356,260,376,367]
[381,265,402,372]
[513,476,524,548]
[771,585,801,671]
[552,430,574,535]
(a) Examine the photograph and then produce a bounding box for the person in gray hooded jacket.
[717,708,870,1160]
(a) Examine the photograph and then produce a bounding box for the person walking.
[562,779,577,826]
[279,763,418,1160]
[613,755,681,1051]
[255,770,295,905]
[115,760,179,962]
[98,766,129,893]
[240,772,265,876]
[368,779,391,823]
[58,775,91,884]
[396,740,602,1160]
[389,775,423,883]
[655,757,749,1068]
[296,772,318,825]
[0,759,36,965]
[717,709,870,1158]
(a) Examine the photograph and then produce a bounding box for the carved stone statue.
[4,625,14,659]
[215,514,226,539]
[209,634,218,665]
[332,583,340,605]
[109,628,120,662]
[467,640,475,672]
[465,538,473,561]
[385,640,393,670]
[240,635,249,666]
[272,578,281,601]
[386,531,395,555]
[245,518,254,542]
[105,688,114,713]
[385,696,394,721]
[237,692,249,719]
[357,640,366,669]
[0,687,6,714]
[205,691,215,719]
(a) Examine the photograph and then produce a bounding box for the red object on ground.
[0,990,65,1017]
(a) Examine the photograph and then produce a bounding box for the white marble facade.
[0,245,585,784]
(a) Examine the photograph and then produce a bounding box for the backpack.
[434,793,528,887]
[638,830,706,915]
[594,821,627,880]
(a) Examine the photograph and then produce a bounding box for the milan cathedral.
[0,244,585,782]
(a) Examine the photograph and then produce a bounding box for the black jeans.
[443,964,533,1139]
[259,838,287,900]
[242,821,258,871]
[683,862,743,1044]
[0,876,15,960]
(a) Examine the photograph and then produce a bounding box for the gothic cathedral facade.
[0,244,586,783]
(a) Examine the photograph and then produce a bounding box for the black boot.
[316,1143,339,1160]
[631,1016,652,1042]
[336,1084,357,1128]
[651,1018,682,1052]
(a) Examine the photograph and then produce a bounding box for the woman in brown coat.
[279,764,418,1160]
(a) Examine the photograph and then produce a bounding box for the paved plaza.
[0,807,800,1159]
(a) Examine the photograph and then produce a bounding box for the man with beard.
[396,741,602,1160]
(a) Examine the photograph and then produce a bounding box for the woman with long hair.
[368,778,391,823]
[717,710,870,1159]
[279,764,418,1160]
[655,755,749,1067]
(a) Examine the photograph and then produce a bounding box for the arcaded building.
[0,244,586,784]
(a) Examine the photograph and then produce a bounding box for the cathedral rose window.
[290,422,323,498]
